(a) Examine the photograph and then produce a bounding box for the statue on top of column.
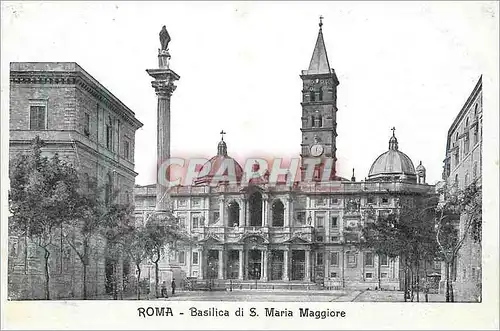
[159,25,171,51]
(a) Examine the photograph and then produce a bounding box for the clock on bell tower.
[299,17,340,181]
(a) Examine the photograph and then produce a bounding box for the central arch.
[249,191,263,226]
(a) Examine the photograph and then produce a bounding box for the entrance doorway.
[291,250,306,281]
[226,250,239,279]
[248,250,262,280]
[207,250,219,279]
[270,250,284,280]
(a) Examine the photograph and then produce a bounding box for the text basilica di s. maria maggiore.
[134,20,438,291]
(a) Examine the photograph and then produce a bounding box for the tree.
[143,211,191,298]
[435,179,482,302]
[99,201,135,300]
[9,137,81,299]
[362,193,439,302]
[122,226,149,300]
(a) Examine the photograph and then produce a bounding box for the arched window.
[318,115,323,127]
[249,192,263,227]
[474,104,478,118]
[318,89,323,101]
[310,91,315,102]
[310,115,315,127]
[454,174,459,188]
[228,201,240,227]
[105,173,113,205]
[271,200,284,227]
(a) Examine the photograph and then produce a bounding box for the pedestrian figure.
[171,278,176,296]
[161,281,168,298]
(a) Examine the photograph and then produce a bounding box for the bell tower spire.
[299,17,340,181]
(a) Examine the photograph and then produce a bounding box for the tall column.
[238,199,245,227]
[283,249,289,281]
[238,249,244,280]
[286,196,293,227]
[262,195,268,227]
[218,249,224,280]
[147,41,180,211]
[324,249,330,279]
[261,250,268,281]
[305,249,311,282]
[219,196,225,226]
[198,249,204,279]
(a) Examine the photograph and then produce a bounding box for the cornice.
[10,70,143,130]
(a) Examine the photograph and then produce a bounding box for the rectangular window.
[347,253,357,267]
[84,113,90,136]
[316,198,327,207]
[106,124,112,149]
[331,216,338,228]
[381,197,389,204]
[315,215,324,228]
[178,216,186,228]
[364,252,374,266]
[365,272,373,279]
[179,251,185,264]
[316,252,324,266]
[330,236,338,242]
[331,198,339,204]
[379,254,388,266]
[123,140,130,159]
[330,252,339,266]
[471,268,476,280]
[367,196,375,204]
[192,199,201,208]
[433,261,441,270]
[330,272,338,278]
[316,236,323,242]
[192,215,201,228]
[296,211,306,225]
[192,252,199,265]
[380,272,388,278]
[178,199,187,208]
[30,105,47,130]
[213,211,220,222]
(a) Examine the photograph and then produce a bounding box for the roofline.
[10,62,143,129]
[446,75,482,141]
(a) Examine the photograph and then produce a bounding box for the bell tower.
[300,16,339,181]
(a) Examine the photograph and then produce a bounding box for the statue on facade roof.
[159,25,171,51]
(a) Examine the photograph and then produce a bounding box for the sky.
[1,1,498,186]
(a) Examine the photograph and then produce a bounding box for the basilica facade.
[134,22,437,290]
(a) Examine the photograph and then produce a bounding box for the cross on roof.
[319,15,324,28]
[391,127,396,136]
[220,130,226,141]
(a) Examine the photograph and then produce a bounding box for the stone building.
[441,76,482,301]
[134,22,438,290]
[8,62,143,299]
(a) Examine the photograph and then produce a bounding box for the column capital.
[151,80,177,98]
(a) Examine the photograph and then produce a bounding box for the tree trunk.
[154,260,159,298]
[136,265,141,300]
[410,266,414,302]
[83,263,87,300]
[43,248,50,300]
[403,264,408,302]
[416,262,420,302]
[377,254,381,290]
[445,261,450,302]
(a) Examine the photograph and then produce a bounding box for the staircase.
[186,279,323,291]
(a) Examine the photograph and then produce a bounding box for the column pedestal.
[305,249,311,282]
[218,249,224,280]
[238,250,244,280]
[283,249,289,281]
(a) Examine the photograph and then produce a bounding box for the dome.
[195,132,244,185]
[367,130,416,182]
